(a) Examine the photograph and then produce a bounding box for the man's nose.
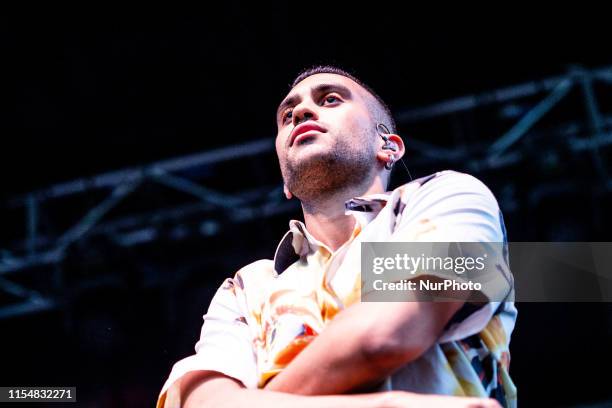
[292,103,317,126]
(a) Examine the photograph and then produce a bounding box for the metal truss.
[396,65,612,175]
[1,64,611,319]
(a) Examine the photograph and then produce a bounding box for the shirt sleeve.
[156,277,258,408]
[391,170,514,343]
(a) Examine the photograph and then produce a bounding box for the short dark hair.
[290,65,397,133]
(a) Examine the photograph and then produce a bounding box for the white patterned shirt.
[157,170,518,408]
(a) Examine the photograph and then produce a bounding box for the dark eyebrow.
[276,83,352,121]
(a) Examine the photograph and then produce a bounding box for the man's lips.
[289,122,327,146]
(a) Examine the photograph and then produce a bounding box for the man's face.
[275,73,379,200]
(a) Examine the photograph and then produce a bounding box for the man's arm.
[180,370,501,408]
[264,295,463,395]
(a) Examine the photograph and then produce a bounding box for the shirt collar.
[273,191,392,274]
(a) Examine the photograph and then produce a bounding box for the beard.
[282,134,376,203]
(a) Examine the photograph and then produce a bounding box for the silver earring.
[385,155,394,170]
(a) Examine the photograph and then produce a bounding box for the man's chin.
[288,144,331,163]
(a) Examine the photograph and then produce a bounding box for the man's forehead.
[279,73,365,107]
[291,73,361,92]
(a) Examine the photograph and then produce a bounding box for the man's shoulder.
[220,259,276,292]
[392,170,497,204]
[236,258,275,272]
[394,169,491,190]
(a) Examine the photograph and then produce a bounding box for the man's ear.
[385,134,405,156]
[376,133,406,165]
[283,184,293,199]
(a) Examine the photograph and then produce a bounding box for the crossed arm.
[180,297,489,408]
[263,298,464,395]
[180,369,500,408]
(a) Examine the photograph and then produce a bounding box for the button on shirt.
[157,170,518,408]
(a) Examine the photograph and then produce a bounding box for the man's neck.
[300,179,386,252]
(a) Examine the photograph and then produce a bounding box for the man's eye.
[282,110,293,123]
[323,95,340,104]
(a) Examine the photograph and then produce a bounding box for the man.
[157,66,517,408]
